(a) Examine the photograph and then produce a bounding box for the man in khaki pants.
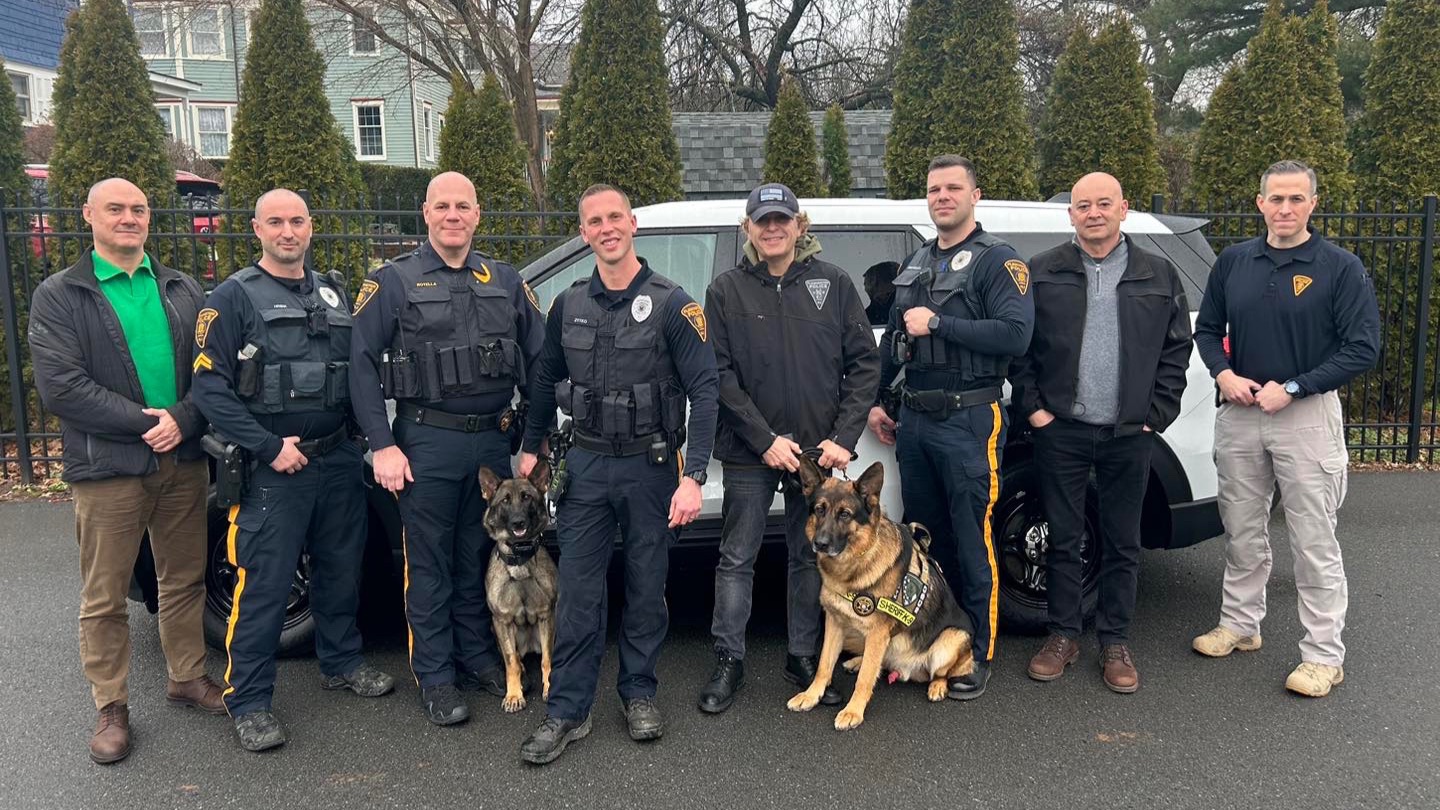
[1191,161,1380,697]
[29,178,222,764]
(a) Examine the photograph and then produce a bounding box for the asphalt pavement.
[1,471,1437,810]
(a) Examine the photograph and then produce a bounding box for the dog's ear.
[478,467,503,501]
[796,452,825,498]
[527,457,551,493]
[854,461,885,517]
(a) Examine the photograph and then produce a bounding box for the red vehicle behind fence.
[23,164,223,259]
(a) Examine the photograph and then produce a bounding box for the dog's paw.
[502,694,527,713]
[834,707,866,731]
[927,680,948,702]
[787,691,821,712]
[841,656,863,674]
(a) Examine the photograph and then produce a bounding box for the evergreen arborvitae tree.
[762,77,821,198]
[1189,62,1251,203]
[49,0,171,209]
[0,55,25,198]
[1354,0,1440,201]
[1298,0,1354,200]
[546,0,682,209]
[439,74,535,261]
[1037,17,1166,206]
[885,0,1036,200]
[224,0,364,282]
[821,104,852,198]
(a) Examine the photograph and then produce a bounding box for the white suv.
[521,197,1224,632]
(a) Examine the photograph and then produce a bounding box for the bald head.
[83,178,149,264]
[423,171,481,260]
[251,187,312,272]
[254,188,308,220]
[87,177,146,207]
[426,171,477,205]
[1068,172,1128,256]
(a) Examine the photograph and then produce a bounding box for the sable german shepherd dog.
[478,462,559,713]
[786,456,974,731]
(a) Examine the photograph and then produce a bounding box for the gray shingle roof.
[671,110,893,199]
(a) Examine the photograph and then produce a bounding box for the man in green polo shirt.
[29,177,218,765]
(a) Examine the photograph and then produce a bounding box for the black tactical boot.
[784,654,843,706]
[233,710,287,752]
[947,660,991,701]
[421,683,470,726]
[621,697,665,741]
[697,649,745,714]
[520,715,592,765]
[456,664,507,697]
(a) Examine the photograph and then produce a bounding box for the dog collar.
[498,543,542,567]
[842,553,931,627]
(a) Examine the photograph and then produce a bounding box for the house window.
[8,72,30,121]
[134,5,170,57]
[353,102,385,160]
[196,105,232,158]
[156,105,177,140]
[188,9,225,57]
[352,9,377,54]
[422,103,434,161]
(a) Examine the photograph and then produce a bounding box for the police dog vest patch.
[682,302,707,341]
[353,279,380,315]
[1005,259,1030,295]
[1293,275,1313,296]
[195,308,219,348]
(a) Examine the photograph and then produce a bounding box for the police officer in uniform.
[349,172,545,726]
[516,184,718,765]
[868,155,1035,701]
[191,189,394,752]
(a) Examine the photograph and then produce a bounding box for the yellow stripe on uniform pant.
[981,401,1003,659]
[401,525,418,685]
[221,504,246,708]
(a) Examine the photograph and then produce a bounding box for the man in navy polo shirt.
[1191,160,1380,698]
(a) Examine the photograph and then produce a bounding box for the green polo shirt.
[92,251,177,409]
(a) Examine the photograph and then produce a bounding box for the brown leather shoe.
[1027,634,1080,681]
[1100,644,1140,694]
[167,675,227,714]
[90,702,131,764]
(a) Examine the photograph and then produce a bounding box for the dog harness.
[844,523,935,627]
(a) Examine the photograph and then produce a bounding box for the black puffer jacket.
[28,251,207,482]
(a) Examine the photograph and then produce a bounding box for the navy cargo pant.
[223,440,367,716]
[895,401,1007,663]
[394,418,509,689]
[547,448,678,722]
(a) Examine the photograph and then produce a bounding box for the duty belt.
[901,385,1003,414]
[396,401,509,433]
[297,424,351,457]
[571,429,665,457]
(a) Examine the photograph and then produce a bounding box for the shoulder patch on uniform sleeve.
[523,282,541,312]
[353,279,380,315]
[1004,259,1031,295]
[194,308,219,348]
[681,301,707,342]
[193,351,214,374]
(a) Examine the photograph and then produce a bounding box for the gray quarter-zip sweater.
[1072,237,1128,425]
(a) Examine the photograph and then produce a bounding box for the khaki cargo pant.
[1213,391,1349,666]
[70,455,209,709]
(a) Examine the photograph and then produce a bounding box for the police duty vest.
[382,251,524,401]
[232,266,352,415]
[892,233,1010,385]
[555,274,687,443]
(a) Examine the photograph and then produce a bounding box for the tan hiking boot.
[167,674,227,714]
[1285,662,1344,697]
[90,702,131,764]
[1191,626,1262,657]
[1099,645,1140,694]
[1027,634,1080,681]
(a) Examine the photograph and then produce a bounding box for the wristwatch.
[1283,379,1305,398]
[927,314,941,332]
[685,470,707,485]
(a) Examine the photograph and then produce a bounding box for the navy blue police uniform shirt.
[347,241,546,453]
[521,260,720,478]
[1194,229,1380,396]
[191,266,346,464]
[877,224,1036,390]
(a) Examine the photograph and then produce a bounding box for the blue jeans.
[711,464,822,659]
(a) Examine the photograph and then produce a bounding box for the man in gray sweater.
[1009,172,1193,693]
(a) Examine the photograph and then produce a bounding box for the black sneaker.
[421,684,470,726]
[947,660,991,701]
[320,663,396,698]
[783,654,843,706]
[697,649,745,714]
[520,715,592,765]
[233,710,287,752]
[621,696,665,741]
[457,664,507,697]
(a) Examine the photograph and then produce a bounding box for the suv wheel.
[993,455,1101,635]
[200,499,316,657]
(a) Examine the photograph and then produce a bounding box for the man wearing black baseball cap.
[698,183,881,713]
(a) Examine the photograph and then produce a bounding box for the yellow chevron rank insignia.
[1005,259,1031,295]
[682,302,707,341]
[473,264,492,284]
[192,351,214,374]
[353,279,380,315]
[1293,275,1313,296]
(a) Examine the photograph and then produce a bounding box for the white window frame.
[8,71,32,123]
[422,102,434,161]
[195,104,235,159]
[133,4,172,58]
[185,7,227,59]
[155,103,182,141]
[350,8,378,56]
[352,101,387,161]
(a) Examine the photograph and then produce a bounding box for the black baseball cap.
[746,183,800,219]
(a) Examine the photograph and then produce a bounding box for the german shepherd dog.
[786,456,974,731]
[478,462,559,713]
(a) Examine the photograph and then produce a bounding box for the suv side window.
[531,232,720,313]
[805,229,913,325]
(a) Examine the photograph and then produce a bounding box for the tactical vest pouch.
[601,391,633,438]
[633,383,656,435]
[287,361,329,405]
[261,364,283,407]
[237,358,260,398]
[419,343,441,400]
[326,361,350,407]
[381,350,420,399]
[660,381,685,434]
